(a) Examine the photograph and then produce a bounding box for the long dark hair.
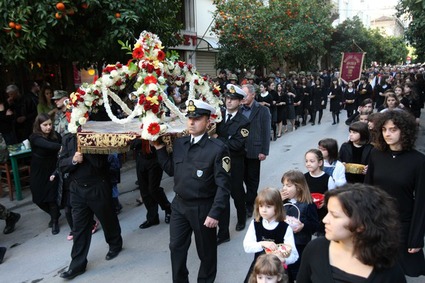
[33,113,58,140]
[373,110,417,151]
[325,183,401,269]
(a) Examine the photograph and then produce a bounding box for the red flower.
[116,63,123,68]
[151,104,159,114]
[157,50,165,61]
[178,61,185,68]
[147,122,161,135]
[155,68,162,76]
[102,66,116,74]
[138,95,146,105]
[144,75,157,85]
[146,63,155,73]
[132,47,144,59]
[210,114,217,120]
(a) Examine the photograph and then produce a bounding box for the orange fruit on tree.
[56,2,66,11]
[81,3,88,9]
[15,24,22,30]
[67,9,75,16]
[8,22,15,29]
[55,12,62,20]
[15,32,20,38]
[115,12,121,18]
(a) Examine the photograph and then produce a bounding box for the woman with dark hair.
[29,113,62,234]
[297,183,406,283]
[299,77,311,126]
[37,85,56,116]
[283,81,296,132]
[310,78,326,125]
[257,82,277,140]
[342,81,357,119]
[400,82,421,124]
[365,110,425,277]
[328,78,342,125]
[275,83,286,138]
[339,121,373,183]
[357,76,373,103]
[374,75,392,111]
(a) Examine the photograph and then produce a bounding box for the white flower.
[78,117,87,125]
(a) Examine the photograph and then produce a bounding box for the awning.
[196,37,220,51]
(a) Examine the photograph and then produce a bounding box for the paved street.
[1,110,425,282]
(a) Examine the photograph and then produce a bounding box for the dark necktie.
[226,113,232,123]
[190,137,195,145]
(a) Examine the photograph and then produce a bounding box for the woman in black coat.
[328,77,342,125]
[310,78,326,125]
[29,113,62,234]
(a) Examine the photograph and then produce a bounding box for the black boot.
[52,220,60,235]
[3,212,20,234]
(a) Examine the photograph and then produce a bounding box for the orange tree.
[0,0,182,88]
[212,0,333,72]
[397,0,425,62]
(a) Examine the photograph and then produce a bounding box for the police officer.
[154,99,231,283]
[59,133,123,280]
[214,84,250,245]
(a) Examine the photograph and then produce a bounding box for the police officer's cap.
[185,99,216,118]
[245,73,255,79]
[52,90,68,100]
[226,84,247,100]
[228,73,238,81]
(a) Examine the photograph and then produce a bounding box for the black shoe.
[105,247,122,260]
[311,123,315,126]
[217,236,230,246]
[164,213,171,224]
[60,269,86,279]
[4,212,20,234]
[139,220,160,229]
[318,122,321,125]
[52,221,60,235]
[301,122,306,126]
[0,247,6,264]
[235,222,246,231]
[332,122,336,125]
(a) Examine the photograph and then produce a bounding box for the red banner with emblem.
[339,52,365,84]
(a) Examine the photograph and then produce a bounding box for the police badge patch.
[222,156,231,172]
[240,128,249,138]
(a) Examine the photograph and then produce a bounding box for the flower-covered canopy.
[68,31,222,140]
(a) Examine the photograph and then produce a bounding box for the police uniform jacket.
[156,133,231,220]
[215,110,249,157]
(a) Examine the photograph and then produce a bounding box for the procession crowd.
[0,63,424,282]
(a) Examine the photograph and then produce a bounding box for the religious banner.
[339,52,365,84]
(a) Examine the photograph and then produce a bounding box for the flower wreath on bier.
[66,31,222,153]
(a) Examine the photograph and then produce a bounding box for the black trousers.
[218,155,246,236]
[170,196,217,283]
[137,158,170,222]
[68,179,122,271]
[243,157,261,211]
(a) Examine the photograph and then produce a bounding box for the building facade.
[172,0,219,78]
